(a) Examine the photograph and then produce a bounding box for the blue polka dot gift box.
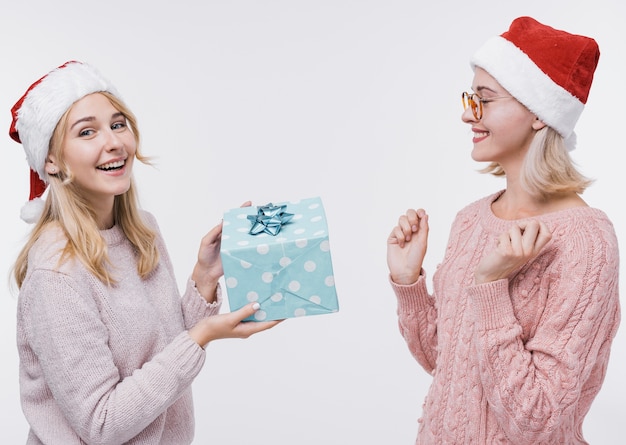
[220,197,339,321]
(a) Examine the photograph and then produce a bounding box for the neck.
[492,188,544,220]
[492,184,586,220]
[93,200,116,230]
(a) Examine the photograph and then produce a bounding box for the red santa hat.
[9,61,120,223]
[470,16,599,150]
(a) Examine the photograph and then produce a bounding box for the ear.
[532,117,547,131]
[45,155,58,175]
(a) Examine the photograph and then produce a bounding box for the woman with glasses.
[10,61,280,444]
[386,17,619,444]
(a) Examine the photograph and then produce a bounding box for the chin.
[470,147,495,163]
[470,150,485,163]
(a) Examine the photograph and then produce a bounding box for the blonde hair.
[13,92,159,288]
[480,126,594,198]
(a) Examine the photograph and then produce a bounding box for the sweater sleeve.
[181,277,222,329]
[467,226,620,444]
[19,269,206,445]
[390,270,439,374]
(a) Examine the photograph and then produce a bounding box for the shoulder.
[547,208,619,270]
[138,209,159,229]
[28,224,68,269]
[135,209,168,251]
[21,226,88,300]
[135,209,164,240]
[550,207,617,245]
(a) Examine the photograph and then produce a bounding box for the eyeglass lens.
[462,92,481,119]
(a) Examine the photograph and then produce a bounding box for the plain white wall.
[1,1,624,443]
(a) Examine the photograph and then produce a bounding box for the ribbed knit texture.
[16,211,221,444]
[392,191,620,444]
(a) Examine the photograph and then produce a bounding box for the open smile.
[97,159,126,171]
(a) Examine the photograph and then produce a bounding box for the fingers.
[197,222,224,260]
[188,303,281,346]
[206,220,224,240]
[520,220,540,253]
[388,225,408,247]
[238,319,283,337]
[233,302,262,322]
[476,220,552,284]
[533,220,552,251]
[240,201,252,208]
[513,220,552,255]
[388,209,427,247]
[229,302,282,338]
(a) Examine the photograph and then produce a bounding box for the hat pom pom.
[20,198,45,224]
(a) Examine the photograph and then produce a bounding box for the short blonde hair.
[480,126,593,198]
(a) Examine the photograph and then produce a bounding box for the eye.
[79,129,94,137]
[111,121,126,131]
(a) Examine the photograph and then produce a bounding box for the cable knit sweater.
[391,191,620,445]
[16,211,221,444]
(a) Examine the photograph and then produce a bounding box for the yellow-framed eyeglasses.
[461,91,513,120]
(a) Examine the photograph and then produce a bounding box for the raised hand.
[387,208,429,285]
[474,219,552,285]
[192,201,252,302]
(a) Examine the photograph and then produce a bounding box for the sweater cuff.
[389,270,433,313]
[467,279,517,330]
[185,278,222,309]
[169,331,206,378]
[182,278,222,325]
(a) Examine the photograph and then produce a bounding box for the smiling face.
[462,67,545,174]
[47,93,136,220]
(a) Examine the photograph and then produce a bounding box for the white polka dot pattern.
[220,197,339,321]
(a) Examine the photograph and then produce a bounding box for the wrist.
[189,318,213,347]
[390,269,422,286]
[192,265,220,303]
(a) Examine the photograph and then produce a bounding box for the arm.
[391,272,439,373]
[20,270,205,444]
[190,220,223,304]
[387,208,438,372]
[190,201,252,305]
[470,226,620,443]
[148,209,280,348]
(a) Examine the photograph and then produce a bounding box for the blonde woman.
[387,17,620,444]
[11,61,280,444]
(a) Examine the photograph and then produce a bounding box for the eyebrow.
[69,112,125,130]
[474,86,498,94]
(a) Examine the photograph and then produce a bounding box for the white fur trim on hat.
[470,36,584,140]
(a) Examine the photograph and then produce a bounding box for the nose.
[103,128,125,151]
[461,106,478,124]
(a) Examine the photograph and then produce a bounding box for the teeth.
[474,131,489,138]
[98,160,125,170]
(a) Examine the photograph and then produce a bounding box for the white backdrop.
[1,1,624,444]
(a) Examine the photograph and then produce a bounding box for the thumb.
[232,302,261,322]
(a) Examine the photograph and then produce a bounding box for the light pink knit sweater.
[391,191,620,444]
[16,211,221,444]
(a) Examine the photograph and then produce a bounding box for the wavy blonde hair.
[480,126,594,198]
[13,92,159,288]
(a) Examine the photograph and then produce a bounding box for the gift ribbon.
[247,203,294,236]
